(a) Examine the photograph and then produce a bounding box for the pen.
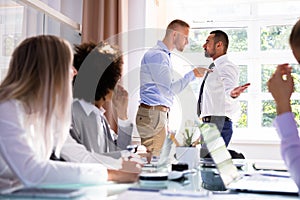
[244,173,290,178]
[259,173,290,178]
[128,187,160,192]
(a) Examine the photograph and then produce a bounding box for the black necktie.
[197,63,215,117]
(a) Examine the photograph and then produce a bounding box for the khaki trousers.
[135,106,168,156]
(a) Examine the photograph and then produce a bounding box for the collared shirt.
[72,99,131,153]
[78,100,108,153]
[0,100,107,190]
[139,40,195,108]
[200,54,240,120]
[274,112,300,191]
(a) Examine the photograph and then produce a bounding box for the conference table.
[0,159,298,199]
[115,160,299,200]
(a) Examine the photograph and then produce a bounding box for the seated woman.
[67,42,133,159]
[0,35,140,191]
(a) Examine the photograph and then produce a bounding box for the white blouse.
[0,100,107,191]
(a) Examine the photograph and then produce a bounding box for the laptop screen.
[200,123,240,186]
[200,123,299,195]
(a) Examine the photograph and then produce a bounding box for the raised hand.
[112,84,128,120]
[230,83,251,98]
[193,67,212,77]
[267,64,294,114]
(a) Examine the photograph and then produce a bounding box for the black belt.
[202,116,231,122]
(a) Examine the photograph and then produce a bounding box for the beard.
[204,50,211,58]
[204,48,216,58]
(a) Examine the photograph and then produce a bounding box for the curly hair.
[73,41,123,101]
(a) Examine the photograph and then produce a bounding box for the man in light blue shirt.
[136,19,207,156]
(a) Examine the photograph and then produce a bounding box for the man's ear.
[172,30,177,40]
[216,41,222,48]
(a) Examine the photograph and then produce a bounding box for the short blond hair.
[166,19,190,35]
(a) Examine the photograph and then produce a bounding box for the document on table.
[117,189,210,199]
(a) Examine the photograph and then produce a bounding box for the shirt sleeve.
[274,112,300,190]
[116,119,133,150]
[0,101,107,187]
[219,64,239,98]
[61,135,122,169]
[147,53,196,96]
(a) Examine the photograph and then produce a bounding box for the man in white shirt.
[198,30,250,147]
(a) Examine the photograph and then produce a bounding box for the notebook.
[200,123,299,196]
[0,187,85,198]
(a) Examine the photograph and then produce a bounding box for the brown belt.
[140,103,170,112]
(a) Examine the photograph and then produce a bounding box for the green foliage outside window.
[260,25,292,51]
[261,64,300,127]
[188,30,209,52]
[262,100,276,127]
[3,34,22,57]
[261,64,300,93]
[236,65,248,128]
[236,101,248,128]
[262,100,300,128]
[226,29,248,52]
[261,64,276,92]
[188,28,247,53]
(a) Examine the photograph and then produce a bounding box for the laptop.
[199,123,299,196]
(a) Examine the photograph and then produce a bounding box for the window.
[163,0,300,142]
[0,0,81,82]
[0,3,24,80]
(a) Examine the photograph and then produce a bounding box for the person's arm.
[116,119,133,150]
[61,133,142,183]
[267,64,293,115]
[147,53,195,95]
[268,64,300,189]
[230,83,250,98]
[111,84,133,150]
[61,134,123,166]
[274,113,300,189]
[0,101,107,187]
[219,64,240,99]
[112,84,129,121]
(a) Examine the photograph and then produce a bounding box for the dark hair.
[290,19,300,51]
[167,19,190,30]
[73,41,123,101]
[210,30,229,53]
[73,42,97,72]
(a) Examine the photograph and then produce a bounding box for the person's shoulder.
[0,99,23,125]
[0,99,19,113]
[143,48,169,63]
[72,99,99,119]
[72,99,88,116]
[218,57,238,72]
